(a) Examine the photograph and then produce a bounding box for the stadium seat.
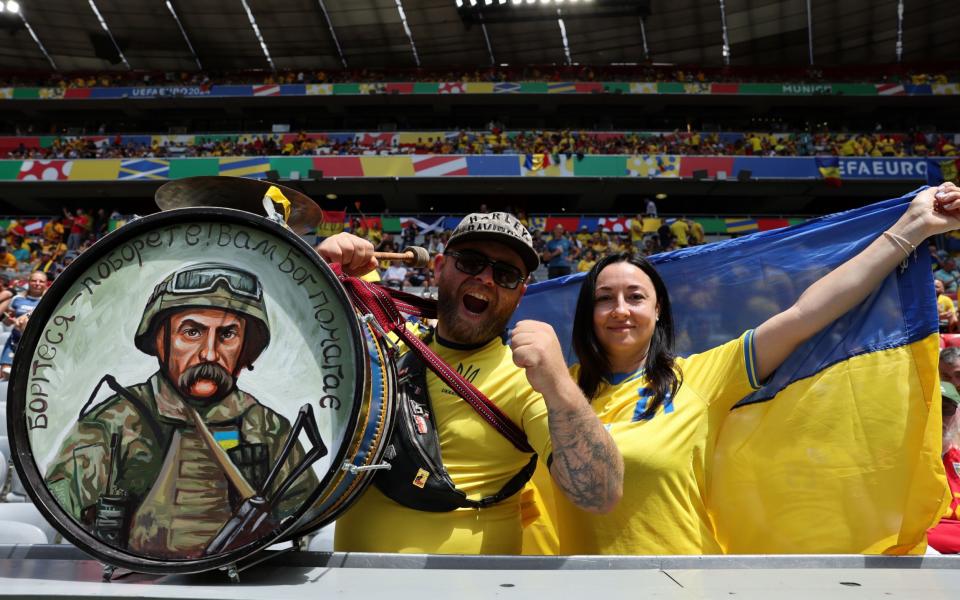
[0,504,58,543]
[307,523,336,552]
[943,334,960,348]
[5,466,28,503]
[0,521,47,545]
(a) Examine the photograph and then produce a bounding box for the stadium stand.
[0,4,959,589]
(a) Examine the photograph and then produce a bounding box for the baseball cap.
[942,381,960,407]
[447,212,539,273]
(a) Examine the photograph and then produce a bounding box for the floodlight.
[456,0,463,6]
[6,1,19,13]
[0,3,6,13]
[485,0,492,5]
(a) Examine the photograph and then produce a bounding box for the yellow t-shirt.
[669,220,690,247]
[629,219,645,243]
[576,258,596,273]
[690,221,705,244]
[938,294,955,323]
[555,331,760,555]
[335,335,553,554]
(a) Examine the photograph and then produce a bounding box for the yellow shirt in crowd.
[536,331,760,555]
[336,334,553,554]
[630,219,645,243]
[938,294,955,324]
[670,219,690,247]
[576,258,596,273]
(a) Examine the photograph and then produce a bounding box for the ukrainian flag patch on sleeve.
[214,429,240,450]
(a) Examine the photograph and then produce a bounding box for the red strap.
[334,266,532,453]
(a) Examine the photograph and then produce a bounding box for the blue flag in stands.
[512,189,947,554]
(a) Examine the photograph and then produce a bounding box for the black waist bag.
[374,347,537,512]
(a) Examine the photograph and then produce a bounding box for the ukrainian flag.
[816,155,842,187]
[512,189,947,554]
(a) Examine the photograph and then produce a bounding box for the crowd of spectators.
[351,204,704,289]
[1,64,957,89]
[5,129,959,161]
[0,208,116,380]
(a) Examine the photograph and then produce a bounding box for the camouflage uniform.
[45,372,318,558]
[44,263,319,559]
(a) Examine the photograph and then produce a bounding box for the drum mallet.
[373,246,431,268]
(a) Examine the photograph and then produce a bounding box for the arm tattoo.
[548,403,623,513]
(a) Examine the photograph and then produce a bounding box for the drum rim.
[7,207,367,574]
[287,317,397,535]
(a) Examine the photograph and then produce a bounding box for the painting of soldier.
[43,263,319,559]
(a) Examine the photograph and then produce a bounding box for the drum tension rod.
[341,462,392,474]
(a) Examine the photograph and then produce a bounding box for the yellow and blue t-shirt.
[553,330,760,555]
[335,334,553,554]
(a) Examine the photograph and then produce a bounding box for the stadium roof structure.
[0,0,956,74]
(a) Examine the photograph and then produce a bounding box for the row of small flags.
[316,211,801,237]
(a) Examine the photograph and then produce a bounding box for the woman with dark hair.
[552,182,960,554]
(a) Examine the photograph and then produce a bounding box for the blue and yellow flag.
[512,189,947,554]
[927,157,960,186]
[816,155,842,187]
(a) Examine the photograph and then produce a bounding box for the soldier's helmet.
[135,263,270,366]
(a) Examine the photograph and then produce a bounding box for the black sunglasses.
[444,250,526,289]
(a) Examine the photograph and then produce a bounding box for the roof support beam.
[18,7,57,70]
[896,0,904,62]
[87,0,131,69]
[480,19,496,66]
[394,0,421,67]
[316,0,347,68]
[805,0,814,64]
[240,0,276,71]
[639,16,649,61]
[557,9,573,66]
[165,0,202,70]
[718,0,730,65]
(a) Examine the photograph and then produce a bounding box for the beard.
[436,279,517,345]
[177,362,235,402]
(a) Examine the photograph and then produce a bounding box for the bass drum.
[7,207,394,574]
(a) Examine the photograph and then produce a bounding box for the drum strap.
[335,266,532,453]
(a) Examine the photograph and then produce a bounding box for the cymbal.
[154,176,323,234]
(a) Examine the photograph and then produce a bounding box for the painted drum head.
[7,208,387,574]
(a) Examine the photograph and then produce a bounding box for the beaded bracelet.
[882,230,916,260]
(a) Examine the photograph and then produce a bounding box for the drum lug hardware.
[360,314,399,355]
[222,564,240,584]
[341,461,392,474]
[100,563,115,582]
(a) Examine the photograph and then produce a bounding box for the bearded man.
[320,212,623,554]
[45,263,316,558]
